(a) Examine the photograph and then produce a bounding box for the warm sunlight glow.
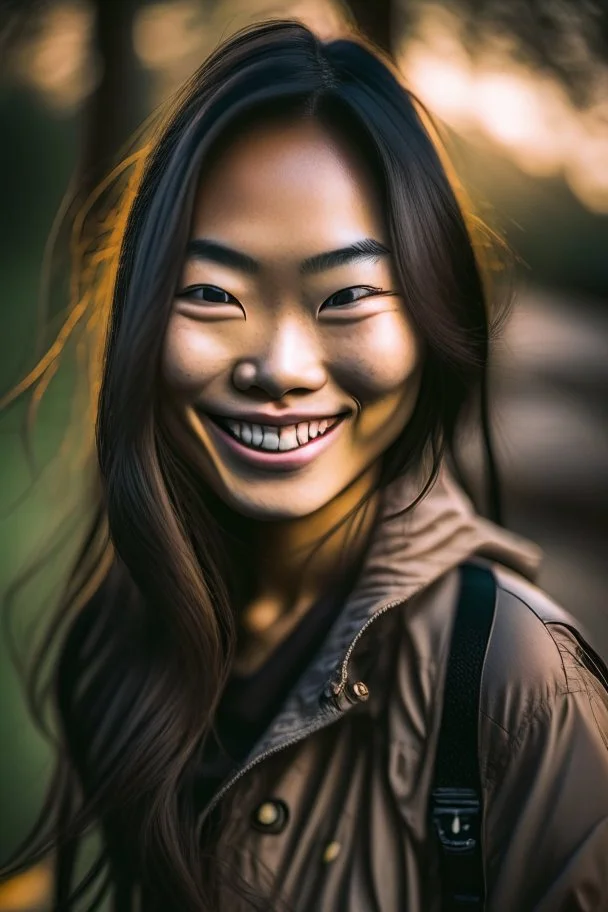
[476,73,542,147]
[7,0,607,213]
[400,3,608,212]
[405,42,475,129]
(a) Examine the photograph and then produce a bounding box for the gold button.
[352,681,369,701]
[322,841,341,863]
[256,802,279,826]
[251,799,289,834]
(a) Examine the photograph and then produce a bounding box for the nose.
[233,315,327,399]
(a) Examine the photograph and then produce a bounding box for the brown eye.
[321,285,383,310]
[177,284,237,304]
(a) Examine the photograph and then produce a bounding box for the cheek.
[331,311,420,399]
[161,316,231,396]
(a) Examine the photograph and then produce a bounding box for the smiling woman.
[2,17,607,912]
[162,114,421,519]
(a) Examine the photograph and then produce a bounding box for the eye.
[320,285,384,310]
[176,284,238,304]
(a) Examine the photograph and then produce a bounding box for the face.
[161,116,422,520]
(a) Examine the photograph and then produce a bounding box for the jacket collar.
[248,464,542,756]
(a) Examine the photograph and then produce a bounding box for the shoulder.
[478,567,608,909]
[484,566,583,720]
[483,564,606,717]
[480,562,608,781]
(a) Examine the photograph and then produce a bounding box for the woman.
[2,19,607,912]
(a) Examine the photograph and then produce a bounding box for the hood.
[347,462,542,621]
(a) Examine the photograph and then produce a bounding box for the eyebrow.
[184,237,391,276]
[185,239,259,274]
[300,238,391,274]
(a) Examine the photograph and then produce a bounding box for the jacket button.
[251,799,289,834]
[352,680,369,702]
[322,841,341,863]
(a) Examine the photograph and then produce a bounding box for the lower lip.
[204,416,347,471]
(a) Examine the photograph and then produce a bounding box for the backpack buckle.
[431,787,480,853]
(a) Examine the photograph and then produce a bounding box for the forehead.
[190,116,386,256]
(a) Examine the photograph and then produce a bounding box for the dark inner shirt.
[196,586,349,812]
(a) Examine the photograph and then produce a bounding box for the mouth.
[196,410,349,470]
[208,413,345,452]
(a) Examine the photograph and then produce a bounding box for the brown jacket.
[206,467,608,911]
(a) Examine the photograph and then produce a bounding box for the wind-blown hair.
[1,19,505,911]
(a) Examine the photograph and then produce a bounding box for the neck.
[226,466,381,633]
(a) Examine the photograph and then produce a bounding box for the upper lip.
[198,408,349,427]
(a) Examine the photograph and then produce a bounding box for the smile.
[211,414,343,453]
[198,410,349,471]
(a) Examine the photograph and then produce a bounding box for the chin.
[217,483,336,522]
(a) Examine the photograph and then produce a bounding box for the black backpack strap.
[430,562,497,911]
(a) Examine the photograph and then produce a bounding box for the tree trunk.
[79,0,145,193]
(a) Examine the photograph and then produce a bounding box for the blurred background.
[0,0,606,908]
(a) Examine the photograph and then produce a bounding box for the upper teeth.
[223,416,340,451]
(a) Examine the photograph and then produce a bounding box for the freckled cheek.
[161,319,232,398]
[331,314,421,399]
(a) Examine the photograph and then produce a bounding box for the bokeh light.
[400,2,608,211]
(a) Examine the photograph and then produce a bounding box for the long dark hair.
[1,19,506,911]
